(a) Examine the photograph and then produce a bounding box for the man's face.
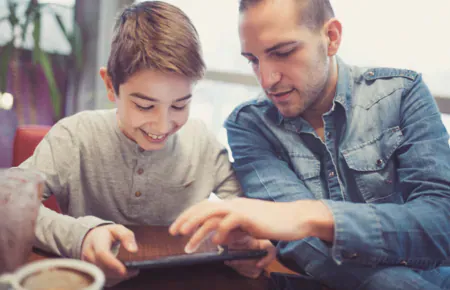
[104,69,193,151]
[239,0,332,118]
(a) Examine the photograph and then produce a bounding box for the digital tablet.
[123,248,268,270]
[118,226,268,270]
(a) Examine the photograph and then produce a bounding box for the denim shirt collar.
[334,56,353,114]
[265,56,353,130]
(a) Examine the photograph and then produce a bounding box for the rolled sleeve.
[322,200,383,266]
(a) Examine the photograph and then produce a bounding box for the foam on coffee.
[20,267,94,290]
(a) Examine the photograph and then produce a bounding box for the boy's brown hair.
[107,1,205,94]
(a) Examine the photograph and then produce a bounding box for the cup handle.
[0,274,15,290]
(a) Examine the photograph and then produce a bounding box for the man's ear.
[99,67,116,102]
[324,18,342,56]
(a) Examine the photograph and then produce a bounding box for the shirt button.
[329,171,335,177]
[400,260,408,266]
[137,168,144,175]
[349,253,359,259]
[376,159,383,166]
[135,191,142,197]
[367,71,374,76]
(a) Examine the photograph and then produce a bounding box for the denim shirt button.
[400,260,408,266]
[376,159,383,166]
[343,252,359,259]
[329,171,335,177]
[368,71,375,76]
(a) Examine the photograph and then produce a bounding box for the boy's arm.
[19,122,112,258]
[200,123,243,200]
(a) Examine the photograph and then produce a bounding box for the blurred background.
[1,0,450,167]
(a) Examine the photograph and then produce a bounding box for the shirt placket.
[323,114,346,201]
[128,148,147,217]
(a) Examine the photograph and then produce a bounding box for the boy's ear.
[99,67,116,102]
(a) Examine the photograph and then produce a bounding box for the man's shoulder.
[226,96,273,123]
[350,65,422,107]
[352,65,419,82]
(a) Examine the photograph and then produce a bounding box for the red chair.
[12,125,61,213]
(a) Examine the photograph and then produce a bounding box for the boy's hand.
[223,233,276,278]
[81,224,139,284]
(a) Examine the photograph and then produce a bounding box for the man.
[171,0,450,289]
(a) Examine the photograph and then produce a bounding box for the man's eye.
[136,104,154,111]
[273,50,293,58]
[247,58,259,65]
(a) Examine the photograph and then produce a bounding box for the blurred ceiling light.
[0,92,14,110]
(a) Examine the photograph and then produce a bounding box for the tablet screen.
[119,226,267,269]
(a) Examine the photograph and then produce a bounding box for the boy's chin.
[137,139,166,151]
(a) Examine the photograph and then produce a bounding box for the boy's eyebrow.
[130,93,192,102]
[174,94,192,102]
[241,41,300,57]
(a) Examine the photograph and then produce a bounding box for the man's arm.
[225,111,316,202]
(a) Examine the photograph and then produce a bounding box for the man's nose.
[258,62,281,90]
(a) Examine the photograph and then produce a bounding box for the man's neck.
[302,57,339,139]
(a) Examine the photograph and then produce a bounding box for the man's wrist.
[300,200,335,242]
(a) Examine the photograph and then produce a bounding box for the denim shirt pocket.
[341,127,404,203]
[288,154,324,199]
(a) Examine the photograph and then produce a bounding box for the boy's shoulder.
[176,119,223,149]
[55,109,116,131]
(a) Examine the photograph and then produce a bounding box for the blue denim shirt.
[225,57,450,277]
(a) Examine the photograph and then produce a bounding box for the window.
[0,0,75,54]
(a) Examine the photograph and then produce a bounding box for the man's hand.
[81,224,139,284]
[169,198,334,250]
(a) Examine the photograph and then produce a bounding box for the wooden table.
[28,226,271,290]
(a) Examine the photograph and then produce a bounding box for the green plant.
[0,0,82,120]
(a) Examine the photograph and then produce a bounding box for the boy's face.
[101,68,193,151]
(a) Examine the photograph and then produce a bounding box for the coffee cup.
[0,259,105,290]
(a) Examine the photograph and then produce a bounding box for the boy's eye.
[135,103,154,111]
[171,105,186,111]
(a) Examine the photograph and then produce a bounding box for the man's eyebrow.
[241,52,254,58]
[264,41,299,54]
[241,41,300,57]
[129,93,192,102]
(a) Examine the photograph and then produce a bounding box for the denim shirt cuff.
[321,200,384,266]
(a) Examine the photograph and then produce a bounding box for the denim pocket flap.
[342,126,404,172]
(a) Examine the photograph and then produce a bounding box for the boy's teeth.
[148,133,164,140]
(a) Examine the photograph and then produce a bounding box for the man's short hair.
[107,1,205,94]
[239,0,335,31]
